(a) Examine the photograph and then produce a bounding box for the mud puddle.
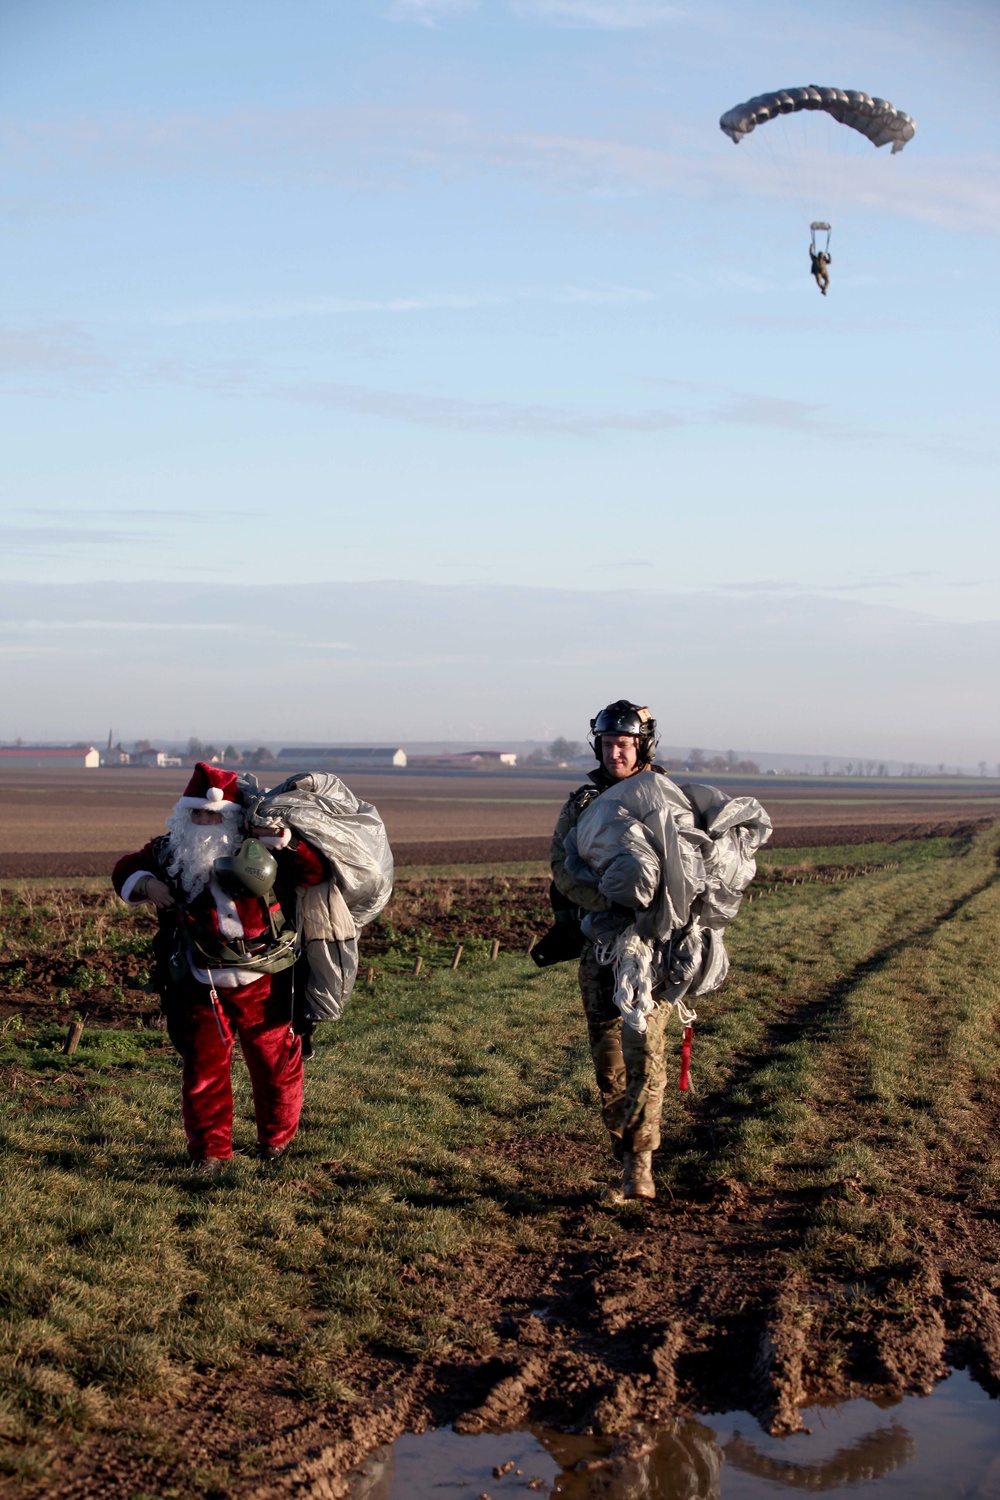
[344,1369,1000,1499]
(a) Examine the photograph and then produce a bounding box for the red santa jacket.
[113,832,328,983]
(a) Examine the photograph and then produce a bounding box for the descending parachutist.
[810,247,831,296]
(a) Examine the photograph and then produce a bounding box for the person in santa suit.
[113,762,328,1172]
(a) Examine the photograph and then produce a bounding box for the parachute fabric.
[250,770,394,1023]
[563,771,771,1031]
[720,87,915,154]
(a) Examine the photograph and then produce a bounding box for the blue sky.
[1,0,998,757]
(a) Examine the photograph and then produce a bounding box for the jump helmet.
[589,700,658,768]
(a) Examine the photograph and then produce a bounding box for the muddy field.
[0,847,945,1027]
[1,765,997,878]
[2,825,1000,1497]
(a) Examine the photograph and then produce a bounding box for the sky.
[1,0,998,759]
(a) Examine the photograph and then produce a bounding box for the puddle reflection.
[344,1369,1000,1499]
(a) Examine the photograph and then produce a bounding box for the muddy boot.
[255,1144,287,1166]
[622,1150,655,1201]
[189,1157,225,1181]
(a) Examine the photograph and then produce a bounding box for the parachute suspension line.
[595,927,660,1034]
[811,221,832,255]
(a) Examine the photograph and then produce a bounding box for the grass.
[0,956,595,1480]
[1,825,999,1482]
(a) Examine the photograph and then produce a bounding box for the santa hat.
[175,761,242,812]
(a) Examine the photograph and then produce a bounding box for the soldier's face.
[191,809,225,826]
[601,735,639,780]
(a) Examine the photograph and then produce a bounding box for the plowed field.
[1,766,996,878]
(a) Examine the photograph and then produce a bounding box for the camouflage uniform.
[550,767,670,1158]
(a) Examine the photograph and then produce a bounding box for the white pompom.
[205,786,224,803]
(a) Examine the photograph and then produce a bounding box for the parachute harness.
[595,926,698,1091]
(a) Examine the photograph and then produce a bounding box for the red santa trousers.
[173,973,303,1160]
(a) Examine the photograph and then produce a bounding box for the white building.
[0,745,100,769]
[277,747,407,770]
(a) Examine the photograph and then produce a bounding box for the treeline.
[133,737,276,766]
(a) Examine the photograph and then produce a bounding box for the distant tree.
[548,737,583,764]
[222,745,241,765]
[877,763,887,777]
[524,748,550,766]
[822,761,830,777]
[14,736,23,748]
[187,737,203,758]
[845,762,853,776]
[706,756,728,773]
[938,764,945,776]
[134,739,152,755]
[978,761,987,777]
[249,746,275,766]
[689,748,706,770]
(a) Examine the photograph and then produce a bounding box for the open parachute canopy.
[720,86,916,154]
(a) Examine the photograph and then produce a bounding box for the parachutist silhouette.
[810,248,831,295]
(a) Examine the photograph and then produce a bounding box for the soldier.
[549,701,667,1202]
[810,247,831,295]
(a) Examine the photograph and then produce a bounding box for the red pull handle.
[679,1025,694,1092]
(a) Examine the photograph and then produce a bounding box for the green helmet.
[213,838,278,899]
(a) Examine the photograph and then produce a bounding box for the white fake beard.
[165,807,244,900]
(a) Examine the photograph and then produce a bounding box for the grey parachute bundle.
[249,771,394,1022]
[563,772,771,1032]
[720,86,916,153]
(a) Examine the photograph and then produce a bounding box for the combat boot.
[622,1150,655,1200]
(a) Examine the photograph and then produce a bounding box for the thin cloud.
[513,0,684,26]
[146,283,653,325]
[0,321,108,377]
[0,527,137,548]
[2,619,241,632]
[387,0,479,22]
[6,108,998,233]
[19,507,260,521]
[276,377,686,435]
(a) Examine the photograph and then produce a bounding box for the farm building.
[0,745,100,769]
[455,750,517,767]
[133,749,183,768]
[277,747,407,771]
[409,750,518,769]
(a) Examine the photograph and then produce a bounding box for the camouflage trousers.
[578,943,669,1155]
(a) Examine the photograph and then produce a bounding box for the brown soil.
[2,766,998,859]
[0,852,959,1028]
[18,1133,1000,1500]
[1,817,994,881]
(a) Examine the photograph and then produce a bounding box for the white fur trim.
[120,869,153,905]
[258,828,292,849]
[175,795,241,811]
[188,962,259,987]
[209,878,245,940]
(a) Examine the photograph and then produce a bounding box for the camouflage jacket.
[550,764,667,913]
